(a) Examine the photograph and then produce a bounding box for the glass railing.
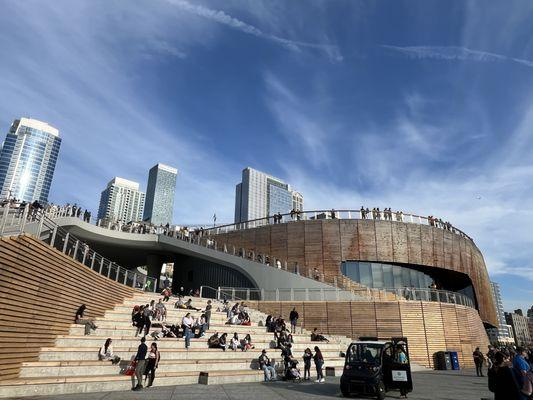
[209,285,475,308]
[204,209,473,241]
[0,203,158,292]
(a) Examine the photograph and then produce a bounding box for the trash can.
[449,351,460,370]
[435,351,452,370]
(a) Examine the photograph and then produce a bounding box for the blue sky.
[1,0,532,311]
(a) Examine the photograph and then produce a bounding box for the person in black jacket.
[488,352,521,400]
[75,305,97,335]
[132,337,148,391]
[289,308,299,334]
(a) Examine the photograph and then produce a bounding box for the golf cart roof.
[350,341,388,346]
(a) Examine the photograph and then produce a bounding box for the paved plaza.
[20,370,493,400]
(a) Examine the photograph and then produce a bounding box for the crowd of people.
[474,344,533,399]
[74,296,331,390]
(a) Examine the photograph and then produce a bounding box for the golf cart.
[340,337,413,399]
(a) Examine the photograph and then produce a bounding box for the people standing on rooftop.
[360,206,366,219]
[132,337,148,391]
[75,304,97,335]
[144,342,160,388]
[331,209,336,219]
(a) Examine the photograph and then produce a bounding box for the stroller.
[283,358,301,381]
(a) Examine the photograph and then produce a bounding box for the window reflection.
[341,261,433,289]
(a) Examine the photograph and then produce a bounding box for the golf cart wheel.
[376,381,386,400]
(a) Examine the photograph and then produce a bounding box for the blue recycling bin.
[449,351,460,370]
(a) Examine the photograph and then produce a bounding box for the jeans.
[262,365,277,381]
[76,319,96,335]
[184,327,192,348]
[315,360,324,380]
[199,324,207,336]
[475,363,483,376]
[134,359,146,388]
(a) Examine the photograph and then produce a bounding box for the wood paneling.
[214,220,498,325]
[407,224,422,265]
[256,299,489,368]
[0,235,137,379]
[391,222,408,264]
[375,221,393,262]
[358,220,377,261]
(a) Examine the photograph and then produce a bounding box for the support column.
[146,254,164,291]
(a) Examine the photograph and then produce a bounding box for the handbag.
[124,360,137,376]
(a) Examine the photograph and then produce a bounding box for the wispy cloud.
[166,0,343,61]
[382,45,533,68]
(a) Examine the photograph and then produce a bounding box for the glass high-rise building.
[97,177,145,224]
[143,163,178,226]
[0,118,61,204]
[234,167,303,223]
[487,281,515,344]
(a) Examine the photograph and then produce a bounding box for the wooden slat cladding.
[0,235,137,379]
[254,299,489,369]
[214,219,497,325]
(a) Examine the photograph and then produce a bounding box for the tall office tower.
[505,310,532,347]
[97,177,145,224]
[0,118,61,204]
[234,167,304,223]
[143,163,178,226]
[487,282,515,344]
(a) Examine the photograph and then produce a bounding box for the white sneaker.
[319,378,325,383]
[315,379,321,382]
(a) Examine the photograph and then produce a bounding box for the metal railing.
[206,285,475,308]
[0,204,158,292]
[203,209,473,241]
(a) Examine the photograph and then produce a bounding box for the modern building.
[528,305,533,320]
[234,167,303,223]
[505,310,532,347]
[97,177,145,224]
[486,282,515,344]
[143,163,178,226]
[0,118,61,204]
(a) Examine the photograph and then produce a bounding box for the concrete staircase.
[0,293,350,398]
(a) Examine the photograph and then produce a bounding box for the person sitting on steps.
[75,304,97,335]
[98,338,120,364]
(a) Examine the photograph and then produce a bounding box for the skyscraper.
[97,177,145,224]
[143,163,178,226]
[486,281,515,344]
[0,118,61,204]
[234,167,304,223]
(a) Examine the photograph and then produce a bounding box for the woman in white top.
[98,338,120,364]
[230,332,240,351]
[144,342,160,387]
[182,313,194,349]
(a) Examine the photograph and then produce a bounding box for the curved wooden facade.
[213,219,497,326]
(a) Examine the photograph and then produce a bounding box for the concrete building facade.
[0,118,61,204]
[234,167,303,223]
[97,177,145,224]
[505,310,532,347]
[143,163,177,226]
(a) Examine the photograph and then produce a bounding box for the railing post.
[107,261,112,278]
[123,270,128,285]
[19,205,29,234]
[132,272,137,289]
[116,265,120,281]
[99,258,104,274]
[90,252,96,270]
[50,226,57,248]
[36,212,45,238]
[62,232,70,253]
[0,203,10,235]
[73,240,79,260]
[153,279,158,293]
[217,287,221,301]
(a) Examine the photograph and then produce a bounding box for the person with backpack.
[473,347,485,377]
